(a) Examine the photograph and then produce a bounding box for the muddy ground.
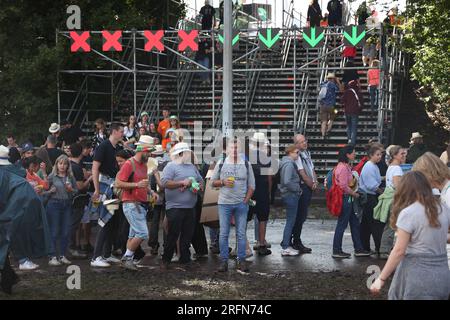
[1,213,391,300]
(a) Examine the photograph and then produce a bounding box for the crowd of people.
[1,105,449,299]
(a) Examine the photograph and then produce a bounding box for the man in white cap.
[318,73,343,139]
[406,132,427,164]
[160,142,204,270]
[115,135,158,271]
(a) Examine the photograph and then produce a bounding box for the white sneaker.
[49,257,62,266]
[60,256,72,265]
[90,256,111,268]
[105,255,121,264]
[281,247,300,256]
[19,260,39,271]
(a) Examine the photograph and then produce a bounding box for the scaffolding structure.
[57,2,407,144]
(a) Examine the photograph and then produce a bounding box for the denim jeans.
[46,199,72,257]
[281,194,300,249]
[345,114,359,145]
[218,203,249,261]
[332,195,364,253]
[123,203,149,240]
[369,86,378,111]
[292,184,312,246]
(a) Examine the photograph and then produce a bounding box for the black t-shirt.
[93,140,119,178]
[200,5,216,28]
[61,127,85,145]
[71,160,84,182]
[47,147,64,166]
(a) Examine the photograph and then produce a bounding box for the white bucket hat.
[170,142,191,156]
[326,73,336,79]
[151,145,164,155]
[250,132,270,145]
[135,135,155,147]
[410,132,423,141]
[0,145,11,165]
[49,123,60,133]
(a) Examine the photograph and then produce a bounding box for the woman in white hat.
[160,142,204,270]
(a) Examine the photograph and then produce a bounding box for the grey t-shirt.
[211,157,256,205]
[161,162,204,210]
[396,201,450,255]
[48,173,77,200]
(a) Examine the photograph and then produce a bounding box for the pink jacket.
[335,162,353,195]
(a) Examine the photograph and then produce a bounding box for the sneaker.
[281,247,300,256]
[48,257,62,266]
[90,256,111,268]
[253,242,261,250]
[133,258,143,266]
[218,260,228,272]
[257,246,272,256]
[354,250,371,257]
[122,258,138,271]
[236,260,250,274]
[59,256,72,265]
[105,255,121,264]
[332,251,351,259]
[19,260,39,271]
[292,243,312,254]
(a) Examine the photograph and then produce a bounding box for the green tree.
[0,0,185,145]
[403,0,450,131]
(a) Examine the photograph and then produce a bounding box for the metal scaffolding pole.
[133,29,137,117]
[222,0,233,138]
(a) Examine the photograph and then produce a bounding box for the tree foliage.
[402,0,450,130]
[0,0,185,144]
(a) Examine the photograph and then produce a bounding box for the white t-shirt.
[295,150,315,181]
[386,165,403,188]
[396,202,450,255]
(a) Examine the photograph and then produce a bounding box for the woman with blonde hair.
[370,171,450,299]
[46,155,78,266]
[412,152,450,257]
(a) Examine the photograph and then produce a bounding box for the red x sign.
[178,30,198,51]
[102,31,122,51]
[70,31,90,52]
[144,30,164,52]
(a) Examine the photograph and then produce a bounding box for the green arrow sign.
[218,33,240,46]
[259,28,281,49]
[302,27,325,48]
[343,25,366,47]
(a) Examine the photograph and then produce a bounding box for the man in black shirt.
[36,135,64,175]
[60,120,85,148]
[200,0,216,30]
[91,123,124,268]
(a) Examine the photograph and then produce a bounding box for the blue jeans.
[369,86,378,111]
[292,184,312,246]
[46,199,72,257]
[218,203,249,261]
[332,195,364,253]
[345,114,359,145]
[281,194,300,249]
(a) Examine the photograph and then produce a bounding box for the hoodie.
[341,81,364,115]
[279,156,301,197]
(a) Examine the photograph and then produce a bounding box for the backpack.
[114,158,136,201]
[326,167,344,217]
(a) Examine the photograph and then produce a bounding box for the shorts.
[123,202,149,240]
[320,105,336,122]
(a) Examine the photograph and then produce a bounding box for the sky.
[183,0,407,27]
